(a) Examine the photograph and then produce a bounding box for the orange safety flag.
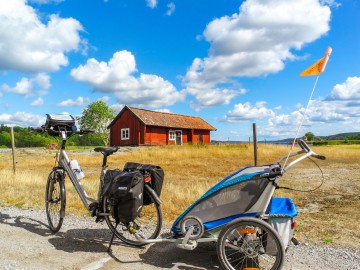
[299,46,332,76]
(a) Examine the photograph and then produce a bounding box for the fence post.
[252,123,258,166]
[11,127,16,173]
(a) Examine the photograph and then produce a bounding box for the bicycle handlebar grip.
[79,129,95,134]
[30,127,45,133]
[313,154,326,160]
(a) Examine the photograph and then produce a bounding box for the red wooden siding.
[193,130,211,144]
[109,106,215,146]
[145,127,167,145]
[110,109,144,146]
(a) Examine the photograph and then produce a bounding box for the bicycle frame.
[55,131,103,211]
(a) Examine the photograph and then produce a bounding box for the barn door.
[175,130,182,145]
[198,134,203,144]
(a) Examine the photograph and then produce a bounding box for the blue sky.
[0,0,359,141]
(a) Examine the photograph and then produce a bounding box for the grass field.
[1,143,359,248]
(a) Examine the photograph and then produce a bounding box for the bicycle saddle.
[94,147,119,156]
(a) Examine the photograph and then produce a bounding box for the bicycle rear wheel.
[217,217,284,270]
[45,169,66,233]
[102,188,162,246]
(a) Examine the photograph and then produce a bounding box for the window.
[169,130,175,140]
[121,128,130,140]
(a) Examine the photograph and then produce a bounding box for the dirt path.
[1,207,359,270]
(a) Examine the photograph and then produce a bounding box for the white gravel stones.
[0,207,359,270]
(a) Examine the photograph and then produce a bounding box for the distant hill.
[319,132,360,140]
[275,132,360,143]
[212,132,360,145]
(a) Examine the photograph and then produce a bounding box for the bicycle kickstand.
[107,222,119,253]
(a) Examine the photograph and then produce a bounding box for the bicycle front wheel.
[102,188,162,246]
[45,169,66,233]
[217,217,285,270]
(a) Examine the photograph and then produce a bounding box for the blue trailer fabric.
[171,166,271,231]
[269,197,298,217]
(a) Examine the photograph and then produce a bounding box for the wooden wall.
[110,108,212,146]
[109,109,144,146]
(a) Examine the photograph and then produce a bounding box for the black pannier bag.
[123,162,164,205]
[102,170,144,224]
[102,169,123,197]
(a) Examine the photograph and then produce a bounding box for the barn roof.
[109,106,216,131]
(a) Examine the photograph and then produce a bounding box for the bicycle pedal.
[95,216,105,223]
[89,203,99,217]
[89,202,98,211]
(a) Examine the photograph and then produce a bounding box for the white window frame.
[121,128,130,140]
[169,130,176,140]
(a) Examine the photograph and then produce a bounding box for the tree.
[77,101,116,146]
[304,132,315,141]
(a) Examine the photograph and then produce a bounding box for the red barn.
[108,106,216,146]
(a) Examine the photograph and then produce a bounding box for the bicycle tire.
[102,188,162,246]
[217,217,285,270]
[45,169,66,233]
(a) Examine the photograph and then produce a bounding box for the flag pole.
[282,75,320,170]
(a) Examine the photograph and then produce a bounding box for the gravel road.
[0,207,359,270]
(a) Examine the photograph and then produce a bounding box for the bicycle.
[32,113,162,246]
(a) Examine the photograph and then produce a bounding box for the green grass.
[1,143,359,248]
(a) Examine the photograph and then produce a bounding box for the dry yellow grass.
[1,144,359,248]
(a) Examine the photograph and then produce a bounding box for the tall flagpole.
[282,75,320,169]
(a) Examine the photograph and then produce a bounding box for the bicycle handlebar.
[298,139,326,160]
[30,127,95,136]
[77,129,95,135]
[30,127,45,133]
[280,139,326,172]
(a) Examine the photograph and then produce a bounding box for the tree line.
[0,125,104,148]
[1,100,115,148]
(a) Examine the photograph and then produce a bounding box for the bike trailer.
[171,164,281,236]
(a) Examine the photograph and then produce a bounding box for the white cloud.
[327,76,360,100]
[31,97,44,106]
[183,0,331,108]
[98,96,110,103]
[263,76,360,137]
[224,102,275,121]
[110,103,125,113]
[146,0,157,8]
[320,0,341,8]
[219,76,360,138]
[0,0,83,73]
[71,50,184,108]
[155,108,171,113]
[57,96,90,107]
[166,2,175,16]
[190,88,242,112]
[29,0,64,3]
[268,110,305,127]
[1,73,51,96]
[0,112,45,127]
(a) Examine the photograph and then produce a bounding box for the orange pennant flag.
[300,46,332,76]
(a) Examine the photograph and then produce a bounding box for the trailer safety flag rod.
[282,47,332,170]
